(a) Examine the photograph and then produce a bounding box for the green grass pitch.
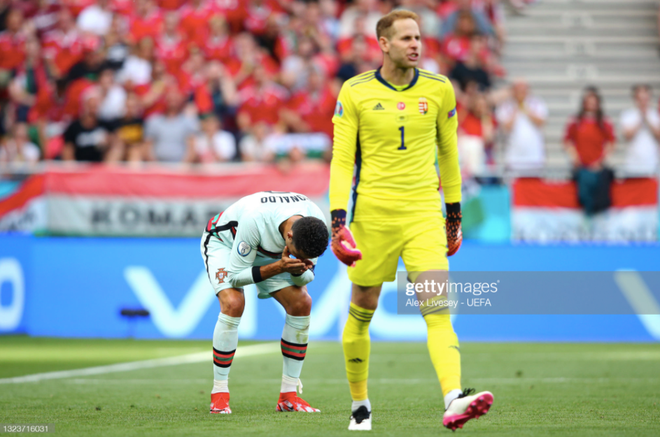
[1,336,659,436]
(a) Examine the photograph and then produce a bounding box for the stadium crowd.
[0,0,658,182]
[0,0,510,166]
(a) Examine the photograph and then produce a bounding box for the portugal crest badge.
[215,268,228,284]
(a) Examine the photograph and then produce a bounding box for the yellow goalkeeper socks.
[422,303,461,397]
[342,302,374,401]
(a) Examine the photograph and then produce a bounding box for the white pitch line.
[0,343,279,385]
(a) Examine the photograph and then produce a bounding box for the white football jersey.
[205,192,327,287]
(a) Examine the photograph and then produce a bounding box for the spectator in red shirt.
[157,0,185,11]
[63,0,94,18]
[8,37,49,123]
[202,15,233,64]
[0,9,26,72]
[441,10,478,68]
[210,0,245,34]
[236,63,288,133]
[42,8,84,79]
[136,60,175,117]
[458,91,496,178]
[564,86,615,170]
[280,65,336,139]
[193,61,238,128]
[155,12,188,76]
[180,0,213,48]
[32,0,61,38]
[227,32,279,90]
[112,0,135,16]
[335,35,377,84]
[178,49,207,94]
[29,79,71,159]
[128,0,163,44]
[565,87,616,216]
[337,14,380,65]
[242,0,284,37]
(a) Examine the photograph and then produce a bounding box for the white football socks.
[212,312,240,394]
[352,399,371,413]
[444,389,463,409]
[280,314,310,393]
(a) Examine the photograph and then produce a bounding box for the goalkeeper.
[329,9,493,432]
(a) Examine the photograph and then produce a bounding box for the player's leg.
[343,283,380,430]
[402,217,493,430]
[201,232,244,414]
[414,270,462,404]
[270,284,319,412]
[343,218,403,430]
[210,288,244,413]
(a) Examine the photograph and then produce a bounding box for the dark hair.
[632,84,651,96]
[291,217,329,259]
[577,86,605,132]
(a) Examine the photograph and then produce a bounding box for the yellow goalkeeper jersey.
[329,67,461,218]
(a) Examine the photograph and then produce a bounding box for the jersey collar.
[375,66,419,91]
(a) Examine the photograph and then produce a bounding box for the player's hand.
[281,246,308,275]
[331,209,362,267]
[446,203,462,257]
[332,226,362,267]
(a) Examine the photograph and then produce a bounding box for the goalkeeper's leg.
[343,284,380,431]
[415,270,493,430]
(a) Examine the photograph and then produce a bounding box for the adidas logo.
[373,103,385,111]
[348,358,364,363]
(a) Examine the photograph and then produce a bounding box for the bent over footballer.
[201,191,328,413]
[329,10,493,431]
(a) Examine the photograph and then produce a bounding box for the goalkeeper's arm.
[436,81,462,256]
[329,82,362,267]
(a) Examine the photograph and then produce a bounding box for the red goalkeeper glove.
[331,209,362,267]
[446,203,462,257]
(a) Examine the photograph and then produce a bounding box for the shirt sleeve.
[185,115,200,134]
[220,132,237,160]
[436,80,462,204]
[329,82,359,211]
[564,119,576,143]
[473,11,495,37]
[226,215,261,288]
[604,119,616,142]
[649,111,660,128]
[534,99,548,120]
[495,102,511,124]
[290,259,317,287]
[144,117,157,141]
[620,110,637,130]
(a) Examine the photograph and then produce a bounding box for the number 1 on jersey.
[398,126,406,150]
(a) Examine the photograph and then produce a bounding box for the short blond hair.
[376,10,419,40]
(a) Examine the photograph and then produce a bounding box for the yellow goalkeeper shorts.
[348,195,449,287]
